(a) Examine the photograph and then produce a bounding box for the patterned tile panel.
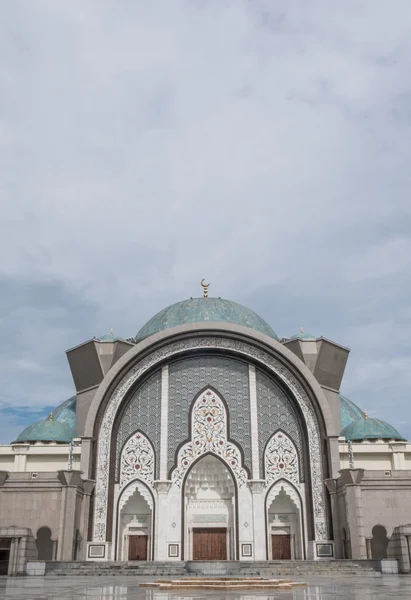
[115,370,161,479]
[168,355,251,475]
[256,368,305,481]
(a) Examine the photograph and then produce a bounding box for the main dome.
[135,297,279,342]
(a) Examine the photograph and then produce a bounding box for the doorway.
[271,534,291,560]
[193,528,227,560]
[184,455,236,560]
[0,538,11,576]
[128,535,148,561]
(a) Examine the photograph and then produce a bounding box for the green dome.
[340,395,366,430]
[13,419,74,443]
[135,297,278,342]
[341,417,405,441]
[289,332,317,340]
[96,332,127,342]
[13,396,77,443]
[339,394,405,441]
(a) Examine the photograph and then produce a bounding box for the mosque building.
[0,282,410,574]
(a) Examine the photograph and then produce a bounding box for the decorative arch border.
[118,479,154,512]
[264,430,300,488]
[172,388,248,488]
[266,479,302,511]
[265,479,306,560]
[92,336,328,542]
[116,479,155,560]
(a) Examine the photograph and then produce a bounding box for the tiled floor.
[1,575,411,599]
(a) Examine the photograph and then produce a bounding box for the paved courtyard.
[1,575,411,600]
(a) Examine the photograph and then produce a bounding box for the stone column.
[324,478,341,558]
[11,444,30,472]
[56,470,83,560]
[390,442,406,470]
[78,479,96,560]
[249,480,266,560]
[79,437,94,479]
[153,481,171,560]
[339,469,366,559]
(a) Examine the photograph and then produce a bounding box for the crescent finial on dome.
[200,279,210,298]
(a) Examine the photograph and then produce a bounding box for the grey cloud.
[1,1,411,441]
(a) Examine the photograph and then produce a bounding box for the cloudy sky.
[1,1,411,444]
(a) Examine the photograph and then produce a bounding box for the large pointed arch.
[92,334,330,543]
[172,388,248,488]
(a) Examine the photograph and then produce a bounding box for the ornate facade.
[0,293,410,573]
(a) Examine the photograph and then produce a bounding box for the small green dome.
[96,332,127,342]
[13,419,74,443]
[341,417,405,441]
[135,297,278,342]
[289,332,317,340]
[13,396,77,443]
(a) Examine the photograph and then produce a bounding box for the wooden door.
[193,528,227,560]
[271,534,291,560]
[128,535,148,561]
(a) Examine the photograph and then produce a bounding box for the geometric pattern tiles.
[256,369,305,481]
[116,370,161,480]
[168,355,252,476]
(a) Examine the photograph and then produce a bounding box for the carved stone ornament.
[120,431,154,490]
[265,431,299,488]
[266,480,301,516]
[153,480,172,494]
[172,388,247,488]
[248,480,266,493]
[92,336,328,542]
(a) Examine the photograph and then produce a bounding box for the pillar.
[324,478,342,558]
[249,480,266,560]
[339,469,366,559]
[153,481,171,560]
[56,470,83,560]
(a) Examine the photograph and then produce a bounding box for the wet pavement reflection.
[1,575,411,599]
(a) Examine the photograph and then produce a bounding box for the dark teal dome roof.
[13,396,77,443]
[135,297,278,342]
[339,394,405,441]
[96,332,127,342]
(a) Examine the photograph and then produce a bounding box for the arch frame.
[180,450,239,560]
[91,331,331,543]
[115,478,155,560]
[265,478,307,560]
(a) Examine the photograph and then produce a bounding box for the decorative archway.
[266,480,306,560]
[116,480,154,561]
[172,388,247,488]
[92,336,329,544]
[183,454,237,560]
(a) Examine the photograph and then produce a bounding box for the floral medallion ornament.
[120,431,154,489]
[172,389,247,488]
[265,431,299,487]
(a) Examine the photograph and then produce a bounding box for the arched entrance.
[117,481,154,561]
[266,481,305,560]
[184,455,236,560]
